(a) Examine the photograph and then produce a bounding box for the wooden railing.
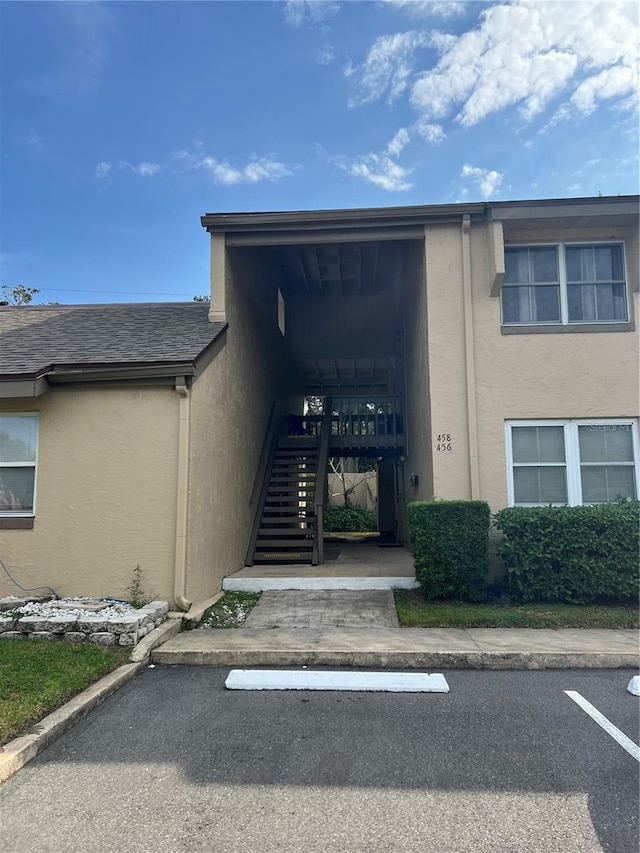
[288,397,405,450]
[329,396,405,451]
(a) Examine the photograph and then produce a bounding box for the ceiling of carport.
[276,241,402,297]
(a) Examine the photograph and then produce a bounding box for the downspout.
[461,215,481,499]
[174,376,192,611]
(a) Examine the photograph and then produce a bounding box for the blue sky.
[1,0,638,304]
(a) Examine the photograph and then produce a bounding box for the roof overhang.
[202,202,488,247]
[0,324,228,397]
[0,361,198,397]
[202,196,639,245]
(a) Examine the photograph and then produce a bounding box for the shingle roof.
[0,302,227,378]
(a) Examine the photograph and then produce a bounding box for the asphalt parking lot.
[1,667,638,853]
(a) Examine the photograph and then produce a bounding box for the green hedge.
[494,502,640,604]
[408,501,490,601]
[324,504,377,533]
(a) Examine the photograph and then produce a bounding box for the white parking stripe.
[565,690,640,762]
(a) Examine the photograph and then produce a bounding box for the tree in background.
[1,285,40,306]
[329,456,376,508]
[303,396,376,507]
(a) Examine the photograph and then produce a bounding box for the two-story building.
[1,195,638,607]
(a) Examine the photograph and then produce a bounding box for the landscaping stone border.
[0,598,169,645]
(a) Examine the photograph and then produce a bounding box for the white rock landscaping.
[0,596,168,645]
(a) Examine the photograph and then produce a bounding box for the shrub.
[408,501,490,601]
[494,501,640,604]
[324,504,376,532]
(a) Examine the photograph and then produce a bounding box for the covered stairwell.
[246,403,332,566]
[249,437,319,564]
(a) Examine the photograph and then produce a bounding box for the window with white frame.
[506,420,639,506]
[0,415,38,515]
[502,243,628,325]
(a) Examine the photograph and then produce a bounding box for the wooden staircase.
[249,437,320,565]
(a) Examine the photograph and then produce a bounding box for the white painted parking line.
[565,690,640,762]
[225,670,450,692]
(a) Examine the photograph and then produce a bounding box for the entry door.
[377,458,396,538]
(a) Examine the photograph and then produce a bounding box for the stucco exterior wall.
[0,387,178,601]
[186,246,303,601]
[403,238,434,511]
[470,224,639,512]
[422,220,640,512]
[422,225,472,501]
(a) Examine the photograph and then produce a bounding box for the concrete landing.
[224,542,418,591]
[223,575,418,591]
[243,590,400,629]
[152,627,640,670]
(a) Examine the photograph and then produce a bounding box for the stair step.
[267,486,315,494]
[264,500,314,507]
[258,527,314,538]
[256,538,314,547]
[271,465,316,477]
[269,474,317,480]
[272,459,318,466]
[262,507,315,514]
[269,477,316,491]
[253,555,313,564]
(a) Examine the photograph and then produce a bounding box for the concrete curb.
[182,593,224,628]
[150,648,640,670]
[0,660,146,784]
[130,618,182,663]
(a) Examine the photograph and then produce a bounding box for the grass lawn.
[0,639,129,746]
[199,591,261,628]
[394,590,640,629]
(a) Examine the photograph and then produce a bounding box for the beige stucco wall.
[403,237,434,519]
[185,246,303,601]
[471,224,639,511]
[422,226,473,502]
[422,220,640,512]
[0,387,179,601]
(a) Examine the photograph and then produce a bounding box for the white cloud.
[100,146,293,187]
[347,31,432,105]
[414,119,445,143]
[339,153,414,191]
[460,163,503,198]
[317,44,335,65]
[95,161,112,179]
[381,1,468,20]
[284,1,340,27]
[386,127,411,157]
[569,65,638,115]
[195,155,293,186]
[119,161,162,177]
[409,1,639,127]
[243,158,293,183]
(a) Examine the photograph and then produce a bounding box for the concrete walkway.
[153,627,640,669]
[243,590,400,629]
